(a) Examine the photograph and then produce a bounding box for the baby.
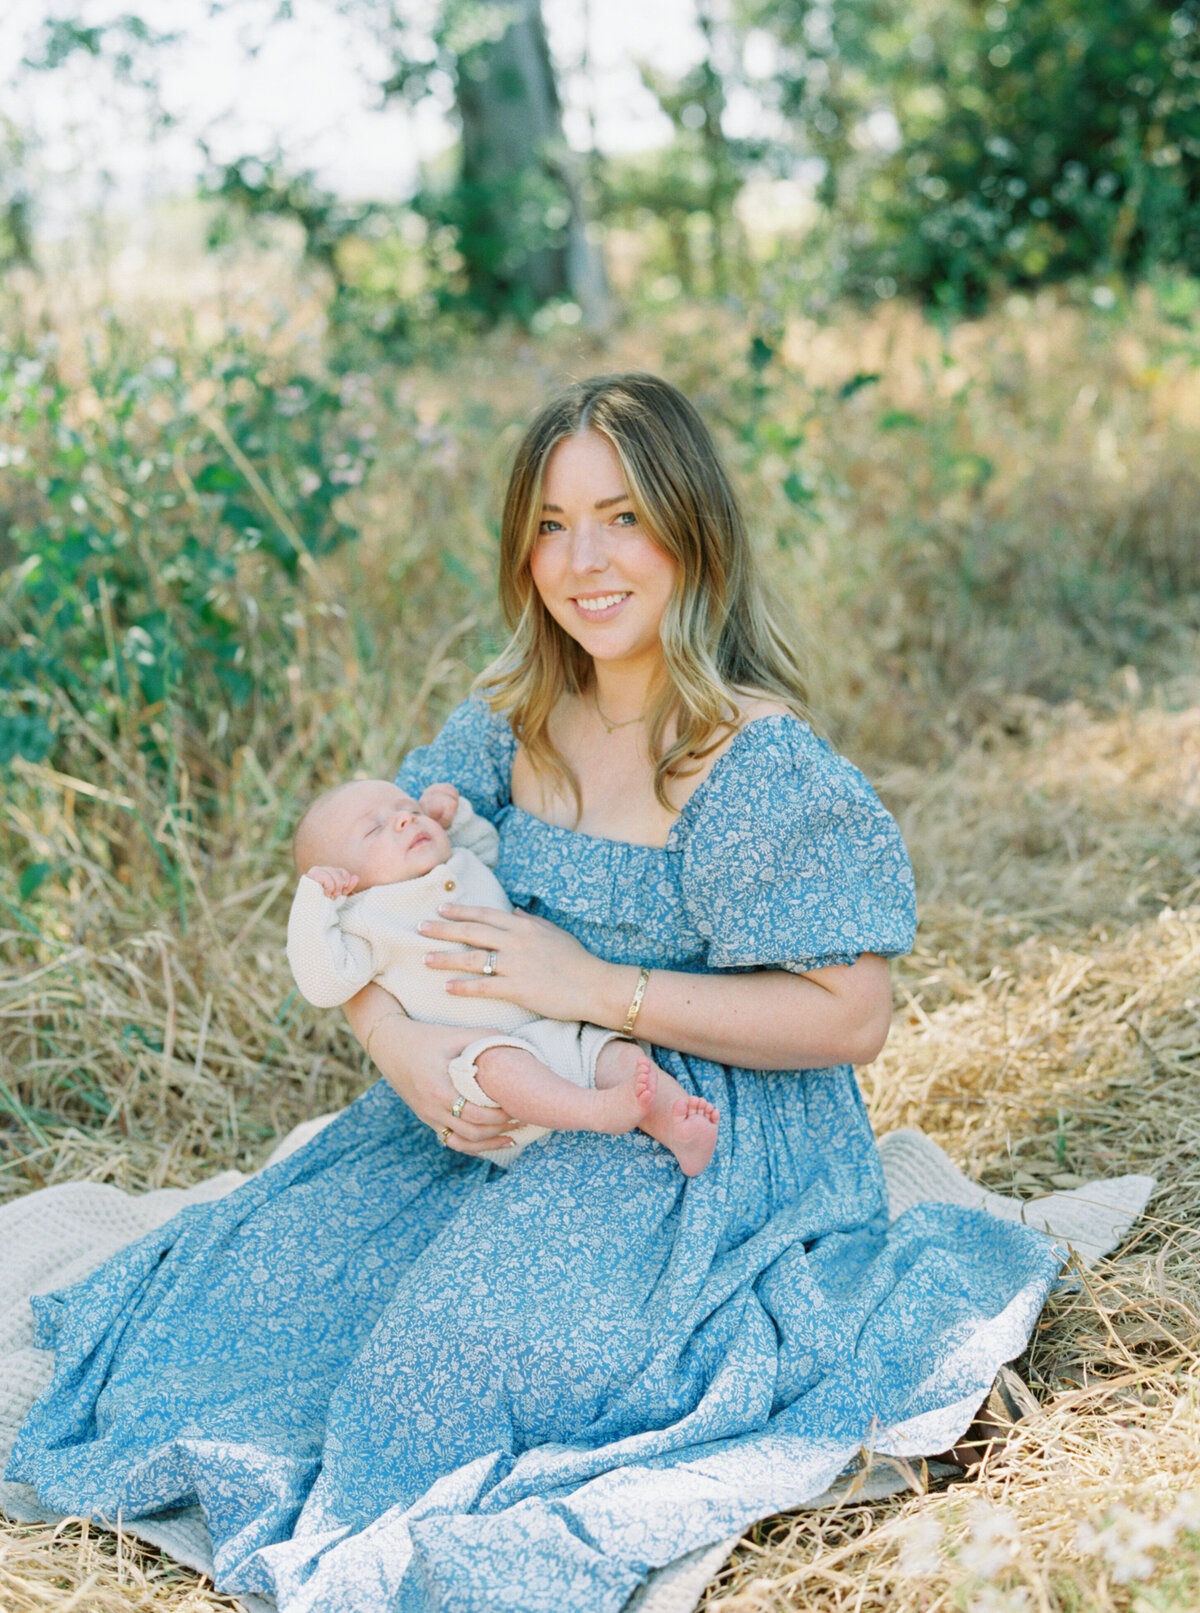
[286,777,719,1175]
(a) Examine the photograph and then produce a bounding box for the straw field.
[1,262,1199,1609]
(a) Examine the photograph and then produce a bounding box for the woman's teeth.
[575,593,630,613]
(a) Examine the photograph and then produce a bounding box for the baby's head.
[294,780,452,890]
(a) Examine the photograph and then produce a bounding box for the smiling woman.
[6,371,1071,1613]
[490,372,815,840]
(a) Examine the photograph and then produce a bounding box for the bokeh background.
[1,2,1199,1609]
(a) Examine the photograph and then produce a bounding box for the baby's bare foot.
[592,1060,657,1134]
[634,1055,658,1117]
[664,1095,719,1177]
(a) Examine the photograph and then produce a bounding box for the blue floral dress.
[8,701,1064,1613]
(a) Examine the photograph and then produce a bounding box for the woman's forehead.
[542,430,625,502]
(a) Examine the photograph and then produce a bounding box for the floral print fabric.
[8,699,1064,1613]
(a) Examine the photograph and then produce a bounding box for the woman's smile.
[571,590,632,619]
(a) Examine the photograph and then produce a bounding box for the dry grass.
[699,700,1200,1613]
[2,265,1200,1608]
[0,1518,239,1611]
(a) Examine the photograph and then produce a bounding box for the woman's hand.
[342,983,519,1156]
[418,905,621,1027]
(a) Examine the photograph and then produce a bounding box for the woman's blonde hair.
[476,371,811,814]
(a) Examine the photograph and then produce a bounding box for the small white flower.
[967,1586,1031,1613]
[298,471,321,497]
[960,1501,1020,1580]
[276,384,307,417]
[1075,1502,1167,1584]
[895,1513,944,1578]
[339,373,373,406]
[1167,1490,1200,1534]
[328,455,365,486]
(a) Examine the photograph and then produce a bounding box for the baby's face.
[309,781,453,889]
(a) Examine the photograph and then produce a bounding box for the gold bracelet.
[620,967,651,1036]
[364,1010,408,1066]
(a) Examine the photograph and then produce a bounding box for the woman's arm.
[418,907,893,1071]
[592,955,893,1071]
[341,982,519,1154]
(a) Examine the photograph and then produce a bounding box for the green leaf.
[19,863,54,901]
[748,334,775,373]
[838,372,881,400]
[783,471,816,507]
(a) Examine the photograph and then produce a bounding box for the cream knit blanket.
[0,1122,1155,1613]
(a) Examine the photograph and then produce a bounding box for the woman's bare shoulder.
[734,695,792,723]
[672,696,794,808]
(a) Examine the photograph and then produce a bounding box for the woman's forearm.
[591,955,894,1071]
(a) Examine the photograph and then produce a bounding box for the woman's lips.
[571,591,631,622]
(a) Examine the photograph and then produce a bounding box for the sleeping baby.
[286,778,719,1174]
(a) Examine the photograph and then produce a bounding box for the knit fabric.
[286,797,530,1031]
[446,1021,624,1161]
[287,793,627,1161]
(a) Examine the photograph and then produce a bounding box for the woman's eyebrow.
[541,493,631,512]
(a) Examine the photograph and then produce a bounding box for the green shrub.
[0,322,373,775]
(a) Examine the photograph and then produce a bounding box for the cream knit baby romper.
[286,796,627,1160]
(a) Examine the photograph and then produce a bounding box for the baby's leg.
[472,1045,653,1136]
[593,1041,719,1178]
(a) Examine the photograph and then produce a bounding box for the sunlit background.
[2,8,1200,1605]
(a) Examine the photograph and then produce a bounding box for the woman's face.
[529,430,677,682]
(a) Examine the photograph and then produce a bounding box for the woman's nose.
[568,520,607,572]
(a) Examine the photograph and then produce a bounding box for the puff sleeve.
[394,696,516,825]
[678,719,917,974]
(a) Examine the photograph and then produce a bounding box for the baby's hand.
[419,782,459,829]
[306,866,359,899]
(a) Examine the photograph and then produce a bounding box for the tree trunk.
[455,0,608,322]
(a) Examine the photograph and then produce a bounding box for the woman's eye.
[537,519,563,536]
[614,510,638,526]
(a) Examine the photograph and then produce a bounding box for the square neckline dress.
[8,700,1066,1613]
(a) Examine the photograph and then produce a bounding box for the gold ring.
[451,1094,467,1120]
[482,950,498,976]
[438,1125,451,1147]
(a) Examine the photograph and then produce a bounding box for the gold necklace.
[592,688,645,734]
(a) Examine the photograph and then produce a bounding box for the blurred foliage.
[0,122,35,272]
[0,325,375,777]
[748,0,1200,307]
[22,9,177,88]
[7,0,1200,319]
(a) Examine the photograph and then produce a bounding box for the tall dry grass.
[2,261,1199,1609]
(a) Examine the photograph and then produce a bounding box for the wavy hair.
[476,371,811,814]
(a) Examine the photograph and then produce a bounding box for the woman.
[9,374,1064,1612]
